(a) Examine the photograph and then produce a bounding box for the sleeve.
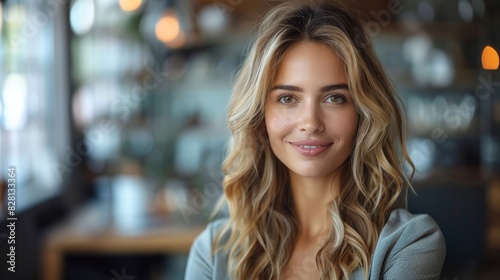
[185,225,214,280]
[381,214,446,280]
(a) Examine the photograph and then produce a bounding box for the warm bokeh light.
[482,45,499,70]
[155,12,180,44]
[119,0,142,12]
[164,30,186,49]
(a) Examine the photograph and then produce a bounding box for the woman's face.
[264,41,358,180]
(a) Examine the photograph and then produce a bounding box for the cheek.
[328,109,358,140]
[265,110,292,139]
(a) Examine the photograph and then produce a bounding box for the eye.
[324,94,346,104]
[277,94,297,104]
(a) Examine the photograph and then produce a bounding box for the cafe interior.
[0,0,499,279]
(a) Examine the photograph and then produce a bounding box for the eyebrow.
[271,83,349,92]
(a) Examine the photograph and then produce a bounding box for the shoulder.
[369,208,446,280]
[185,218,229,280]
[380,208,444,242]
[194,218,229,251]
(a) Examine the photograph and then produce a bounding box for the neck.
[289,170,342,239]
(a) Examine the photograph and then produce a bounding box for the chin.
[289,166,337,179]
[287,160,349,180]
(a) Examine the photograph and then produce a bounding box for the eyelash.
[325,94,347,104]
[276,94,347,104]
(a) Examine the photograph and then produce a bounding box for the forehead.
[273,41,347,86]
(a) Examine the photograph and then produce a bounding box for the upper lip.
[289,140,333,146]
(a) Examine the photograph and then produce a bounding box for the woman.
[186,2,446,279]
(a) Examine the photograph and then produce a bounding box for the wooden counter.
[41,201,205,280]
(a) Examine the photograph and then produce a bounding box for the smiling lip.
[289,140,333,157]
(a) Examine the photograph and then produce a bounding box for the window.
[0,0,70,214]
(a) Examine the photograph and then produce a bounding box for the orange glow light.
[119,0,142,12]
[155,13,180,43]
[482,46,499,70]
[164,30,186,49]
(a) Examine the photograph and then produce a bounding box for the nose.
[298,102,324,133]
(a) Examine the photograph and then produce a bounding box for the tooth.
[301,145,320,149]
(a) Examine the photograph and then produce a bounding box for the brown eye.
[325,95,346,104]
[278,95,296,104]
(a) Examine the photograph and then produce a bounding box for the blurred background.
[0,0,499,279]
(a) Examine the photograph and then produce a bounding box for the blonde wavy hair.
[213,1,414,279]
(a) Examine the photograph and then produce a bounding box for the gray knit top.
[185,208,446,279]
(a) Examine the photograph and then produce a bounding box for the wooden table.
[41,201,205,280]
